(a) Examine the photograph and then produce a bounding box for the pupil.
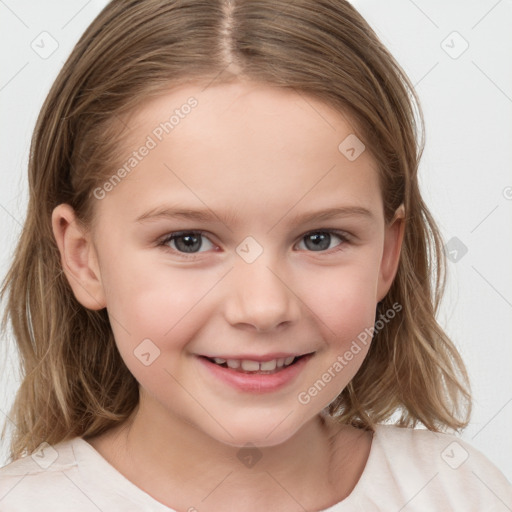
[305,233,330,251]
[176,234,201,253]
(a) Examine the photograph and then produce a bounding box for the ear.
[376,204,405,302]
[51,203,106,310]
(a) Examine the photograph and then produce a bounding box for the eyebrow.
[135,205,374,226]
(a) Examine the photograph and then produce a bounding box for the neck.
[89,394,369,512]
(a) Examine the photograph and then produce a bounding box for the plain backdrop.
[0,0,511,484]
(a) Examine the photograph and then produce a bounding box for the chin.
[217,430,293,450]
[201,411,309,449]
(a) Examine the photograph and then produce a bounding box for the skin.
[52,80,405,511]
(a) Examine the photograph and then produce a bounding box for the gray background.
[1,0,511,483]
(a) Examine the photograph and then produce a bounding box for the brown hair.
[0,0,471,461]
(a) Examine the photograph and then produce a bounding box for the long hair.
[0,0,471,461]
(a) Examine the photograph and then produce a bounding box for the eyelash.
[157,229,352,260]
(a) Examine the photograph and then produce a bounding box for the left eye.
[297,231,347,252]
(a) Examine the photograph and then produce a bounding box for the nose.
[223,256,301,332]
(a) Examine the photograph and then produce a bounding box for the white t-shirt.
[0,423,511,511]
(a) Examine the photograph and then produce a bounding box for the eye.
[296,230,349,252]
[157,229,351,258]
[158,231,215,255]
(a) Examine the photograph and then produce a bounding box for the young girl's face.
[59,81,403,447]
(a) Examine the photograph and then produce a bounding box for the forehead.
[94,81,383,226]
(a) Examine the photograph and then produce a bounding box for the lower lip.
[197,354,313,393]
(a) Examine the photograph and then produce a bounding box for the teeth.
[212,356,298,371]
[241,360,260,371]
[260,359,277,371]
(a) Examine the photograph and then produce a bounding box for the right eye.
[158,231,216,256]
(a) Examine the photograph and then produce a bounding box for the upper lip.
[199,352,313,361]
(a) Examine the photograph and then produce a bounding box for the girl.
[0,0,511,510]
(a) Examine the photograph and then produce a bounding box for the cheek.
[292,262,380,410]
[100,251,223,355]
[101,261,212,392]
[297,257,380,342]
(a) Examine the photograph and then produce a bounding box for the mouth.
[198,353,314,374]
[197,352,315,393]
